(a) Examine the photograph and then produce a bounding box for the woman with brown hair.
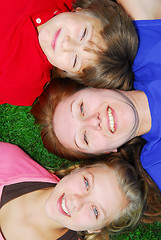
[31,67,161,192]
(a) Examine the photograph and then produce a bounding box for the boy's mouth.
[51,28,61,51]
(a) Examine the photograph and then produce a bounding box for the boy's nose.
[61,36,78,51]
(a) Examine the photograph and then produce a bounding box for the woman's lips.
[57,193,71,217]
[106,106,117,133]
[51,28,61,51]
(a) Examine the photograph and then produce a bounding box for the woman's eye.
[80,103,84,116]
[80,28,87,41]
[84,177,89,191]
[84,131,88,145]
[92,206,98,219]
[73,55,78,68]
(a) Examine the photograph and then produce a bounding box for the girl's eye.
[73,55,78,68]
[92,206,98,219]
[84,177,89,191]
[80,102,84,116]
[80,28,87,41]
[84,131,88,145]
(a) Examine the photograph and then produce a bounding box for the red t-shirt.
[0,0,73,106]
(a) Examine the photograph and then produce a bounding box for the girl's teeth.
[61,195,70,216]
[108,107,115,133]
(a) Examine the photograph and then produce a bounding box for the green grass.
[0,103,71,169]
[0,104,161,239]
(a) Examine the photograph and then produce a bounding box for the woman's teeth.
[61,195,70,216]
[108,107,115,133]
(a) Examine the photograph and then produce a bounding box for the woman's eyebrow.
[74,134,81,149]
[71,101,82,150]
[74,132,87,151]
[70,100,75,118]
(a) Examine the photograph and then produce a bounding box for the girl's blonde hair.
[55,142,161,239]
[55,153,148,240]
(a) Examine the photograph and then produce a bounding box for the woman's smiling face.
[53,88,139,154]
[45,164,126,232]
[38,10,105,73]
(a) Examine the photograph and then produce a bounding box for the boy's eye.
[80,28,87,41]
[84,177,89,191]
[92,206,98,219]
[73,54,78,68]
[80,103,84,116]
[84,131,88,145]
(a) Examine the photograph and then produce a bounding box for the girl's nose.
[72,194,86,211]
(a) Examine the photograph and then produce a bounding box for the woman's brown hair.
[31,78,94,161]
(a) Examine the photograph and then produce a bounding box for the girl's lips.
[106,106,117,134]
[51,28,61,51]
[57,193,71,217]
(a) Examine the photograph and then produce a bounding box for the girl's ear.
[70,167,81,174]
[87,229,101,234]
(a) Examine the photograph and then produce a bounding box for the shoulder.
[59,229,80,240]
[56,0,74,12]
[117,0,161,20]
[133,19,161,78]
[0,142,33,165]
[140,141,161,191]
[0,142,58,183]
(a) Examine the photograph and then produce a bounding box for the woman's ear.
[103,148,118,154]
[112,148,117,153]
[87,229,101,234]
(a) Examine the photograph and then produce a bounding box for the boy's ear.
[76,7,82,11]
[72,7,81,12]
[87,229,101,234]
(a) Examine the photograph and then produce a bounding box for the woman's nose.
[84,113,101,130]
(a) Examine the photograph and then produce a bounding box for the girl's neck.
[22,188,68,238]
[0,188,68,240]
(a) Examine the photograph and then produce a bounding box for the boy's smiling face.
[38,10,105,73]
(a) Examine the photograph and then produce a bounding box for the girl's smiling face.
[45,164,126,232]
[38,10,105,73]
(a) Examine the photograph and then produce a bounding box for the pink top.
[0,142,60,240]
